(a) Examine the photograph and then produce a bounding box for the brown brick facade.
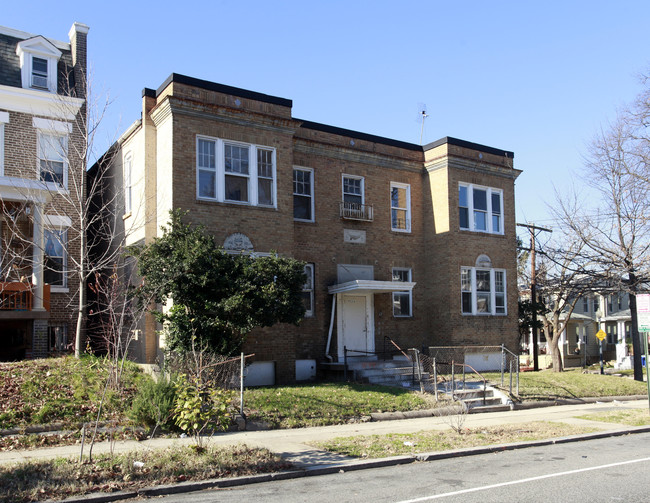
[0,23,88,360]
[112,74,521,383]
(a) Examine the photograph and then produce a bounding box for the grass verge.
[0,444,291,503]
[486,369,648,401]
[313,422,598,458]
[578,408,650,426]
[244,383,436,428]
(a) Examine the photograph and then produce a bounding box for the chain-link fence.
[426,345,519,396]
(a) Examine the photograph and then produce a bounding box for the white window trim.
[196,136,277,208]
[390,182,411,233]
[342,174,364,204]
[459,183,504,234]
[123,152,132,215]
[16,37,62,93]
[34,118,71,190]
[0,111,8,176]
[392,267,413,317]
[461,266,507,316]
[44,221,69,292]
[293,166,314,222]
[303,263,315,317]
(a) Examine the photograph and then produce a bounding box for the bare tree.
[1,71,150,359]
[534,236,590,372]
[554,87,650,380]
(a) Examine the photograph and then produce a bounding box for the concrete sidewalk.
[1,397,648,469]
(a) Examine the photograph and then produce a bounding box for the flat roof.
[142,74,513,158]
[143,73,293,108]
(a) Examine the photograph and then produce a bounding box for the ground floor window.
[302,264,314,317]
[49,324,68,352]
[461,267,506,315]
[392,268,412,317]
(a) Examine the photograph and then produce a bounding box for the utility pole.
[517,222,552,371]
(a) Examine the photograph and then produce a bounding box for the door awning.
[328,280,416,295]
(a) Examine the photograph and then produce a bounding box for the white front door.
[337,293,374,359]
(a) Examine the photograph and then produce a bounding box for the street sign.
[637,294,650,332]
[595,329,606,342]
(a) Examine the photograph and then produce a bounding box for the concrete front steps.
[443,381,513,413]
[346,357,420,387]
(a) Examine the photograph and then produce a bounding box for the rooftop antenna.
[418,103,429,145]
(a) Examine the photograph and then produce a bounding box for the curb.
[49,423,650,503]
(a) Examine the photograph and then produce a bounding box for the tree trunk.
[548,335,564,372]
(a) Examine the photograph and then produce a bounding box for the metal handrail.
[450,360,488,406]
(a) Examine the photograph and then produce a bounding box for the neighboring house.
[524,291,632,369]
[93,73,521,383]
[0,23,88,360]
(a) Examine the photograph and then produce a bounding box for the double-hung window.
[0,111,7,175]
[390,182,411,232]
[224,143,249,202]
[293,167,314,221]
[197,136,276,207]
[392,268,412,317]
[44,228,66,288]
[343,175,363,206]
[461,267,506,315]
[302,264,314,317]
[123,153,132,214]
[459,183,503,234]
[31,57,49,89]
[38,133,67,187]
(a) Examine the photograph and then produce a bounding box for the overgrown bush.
[128,376,178,432]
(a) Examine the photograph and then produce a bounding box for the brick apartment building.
[99,73,521,383]
[0,23,88,360]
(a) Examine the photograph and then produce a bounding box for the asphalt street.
[129,432,650,503]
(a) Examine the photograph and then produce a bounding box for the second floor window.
[459,183,503,234]
[343,175,363,206]
[293,168,314,221]
[39,133,67,187]
[123,154,132,214]
[197,137,276,207]
[390,182,411,232]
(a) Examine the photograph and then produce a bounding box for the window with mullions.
[44,229,66,287]
[459,183,503,234]
[39,133,67,187]
[390,183,411,232]
[343,176,363,205]
[197,137,276,207]
[392,268,412,317]
[32,57,49,89]
[293,168,314,221]
[461,266,507,315]
[302,264,314,317]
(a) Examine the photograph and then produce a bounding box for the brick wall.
[118,77,521,382]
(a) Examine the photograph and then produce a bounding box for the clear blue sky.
[4,1,649,235]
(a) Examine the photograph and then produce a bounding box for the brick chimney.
[68,22,89,99]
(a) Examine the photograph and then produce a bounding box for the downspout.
[325,294,337,362]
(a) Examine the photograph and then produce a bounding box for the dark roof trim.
[148,73,292,108]
[298,119,422,151]
[423,137,514,158]
[143,88,156,98]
